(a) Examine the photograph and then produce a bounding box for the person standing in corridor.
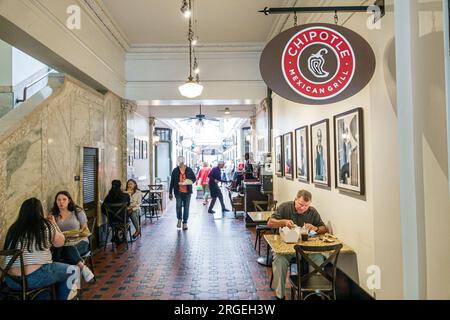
[207,160,231,214]
[169,156,196,230]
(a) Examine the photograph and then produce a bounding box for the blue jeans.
[53,241,89,265]
[176,192,191,223]
[5,262,77,300]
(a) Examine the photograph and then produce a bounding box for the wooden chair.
[252,201,277,255]
[0,249,56,300]
[81,217,97,282]
[103,203,132,251]
[290,243,343,300]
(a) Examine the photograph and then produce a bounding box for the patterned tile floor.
[81,190,278,300]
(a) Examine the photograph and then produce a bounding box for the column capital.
[121,99,137,113]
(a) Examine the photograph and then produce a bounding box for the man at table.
[267,189,328,300]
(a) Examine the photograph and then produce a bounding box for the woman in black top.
[102,180,130,243]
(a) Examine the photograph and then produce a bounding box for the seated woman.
[49,191,94,283]
[126,179,142,239]
[3,198,76,300]
[101,180,130,244]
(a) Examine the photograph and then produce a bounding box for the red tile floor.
[81,189,279,300]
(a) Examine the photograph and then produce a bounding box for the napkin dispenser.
[279,226,301,243]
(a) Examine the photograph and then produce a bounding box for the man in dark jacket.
[208,160,231,214]
[169,156,197,230]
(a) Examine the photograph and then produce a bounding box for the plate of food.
[63,229,91,238]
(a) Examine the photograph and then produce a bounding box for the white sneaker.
[177,219,182,228]
[183,223,188,230]
[81,266,95,283]
[67,286,78,300]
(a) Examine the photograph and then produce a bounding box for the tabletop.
[247,211,274,223]
[264,234,354,255]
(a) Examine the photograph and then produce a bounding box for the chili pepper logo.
[308,48,330,78]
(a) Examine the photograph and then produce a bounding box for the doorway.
[83,147,99,247]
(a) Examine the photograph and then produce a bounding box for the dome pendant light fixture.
[178,0,203,99]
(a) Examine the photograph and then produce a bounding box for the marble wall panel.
[0,114,42,244]
[0,76,124,245]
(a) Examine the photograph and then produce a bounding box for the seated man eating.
[267,189,328,300]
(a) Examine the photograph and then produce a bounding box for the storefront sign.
[260,23,376,105]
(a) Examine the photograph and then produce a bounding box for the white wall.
[11,47,46,86]
[0,40,12,86]
[415,0,450,299]
[0,0,126,96]
[127,112,150,189]
[125,46,267,101]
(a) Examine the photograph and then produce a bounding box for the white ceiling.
[101,0,285,45]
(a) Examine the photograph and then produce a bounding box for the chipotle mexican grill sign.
[260,23,376,105]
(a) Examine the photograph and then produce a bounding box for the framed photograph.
[311,119,330,187]
[295,126,309,183]
[283,132,294,180]
[274,136,283,177]
[134,138,140,159]
[143,141,148,159]
[334,108,365,195]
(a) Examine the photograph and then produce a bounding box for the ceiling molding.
[266,0,299,42]
[128,42,265,54]
[80,0,131,51]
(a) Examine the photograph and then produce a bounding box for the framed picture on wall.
[311,119,330,187]
[134,138,140,159]
[274,136,283,177]
[295,126,309,183]
[283,132,294,180]
[143,141,148,159]
[334,108,365,195]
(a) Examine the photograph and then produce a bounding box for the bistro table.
[247,211,273,223]
[264,234,359,283]
[247,211,275,267]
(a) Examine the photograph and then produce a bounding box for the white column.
[149,117,156,184]
[394,0,427,299]
[444,0,450,197]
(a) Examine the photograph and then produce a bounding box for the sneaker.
[81,266,95,283]
[177,219,182,228]
[208,210,215,214]
[67,286,78,300]
[222,208,231,212]
[182,223,188,230]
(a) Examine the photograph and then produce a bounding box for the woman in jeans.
[126,179,142,239]
[3,198,77,300]
[49,191,95,283]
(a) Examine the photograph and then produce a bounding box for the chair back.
[87,216,97,250]
[253,201,268,212]
[294,243,343,293]
[0,249,27,300]
[149,184,163,191]
[103,203,128,226]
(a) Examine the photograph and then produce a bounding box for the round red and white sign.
[282,26,356,101]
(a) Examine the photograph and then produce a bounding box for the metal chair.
[0,249,56,300]
[81,217,97,282]
[253,201,277,255]
[103,202,132,251]
[289,243,343,300]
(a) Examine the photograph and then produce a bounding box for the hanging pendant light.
[178,0,203,98]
